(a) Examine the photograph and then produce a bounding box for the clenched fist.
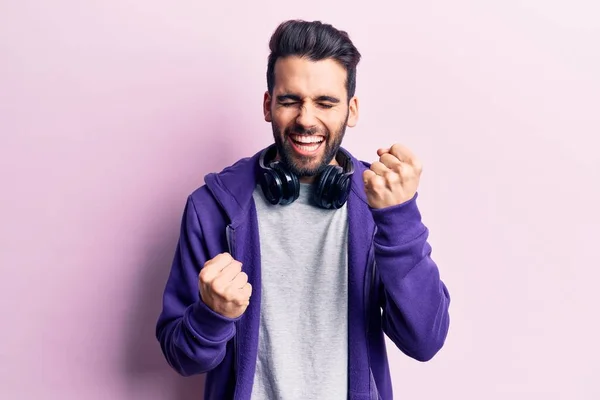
[199,253,252,319]
[363,144,423,209]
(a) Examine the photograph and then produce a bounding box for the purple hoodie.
[156,146,451,400]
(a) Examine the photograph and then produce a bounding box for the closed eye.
[280,102,333,109]
[276,94,339,110]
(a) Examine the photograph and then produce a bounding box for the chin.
[287,153,331,177]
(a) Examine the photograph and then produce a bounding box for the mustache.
[285,125,326,136]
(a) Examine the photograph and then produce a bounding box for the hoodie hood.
[203,145,371,226]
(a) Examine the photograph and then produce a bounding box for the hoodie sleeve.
[155,196,239,376]
[370,193,451,362]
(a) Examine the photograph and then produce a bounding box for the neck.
[299,175,317,184]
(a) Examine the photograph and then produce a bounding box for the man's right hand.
[199,253,252,319]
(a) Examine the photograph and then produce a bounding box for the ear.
[346,96,359,128]
[263,91,272,122]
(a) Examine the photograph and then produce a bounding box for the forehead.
[273,56,347,96]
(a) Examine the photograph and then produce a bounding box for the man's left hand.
[363,144,423,209]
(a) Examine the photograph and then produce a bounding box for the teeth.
[291,135,324,144]
[297,143,320,151]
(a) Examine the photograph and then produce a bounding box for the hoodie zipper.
[225,225,240,400]
[364,227,380,400]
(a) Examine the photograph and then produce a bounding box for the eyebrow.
[276,94,341,103]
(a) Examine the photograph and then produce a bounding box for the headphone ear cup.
[314,165,344,209]
[330,172,351,209]
[270,161,300,205]
[259,166,284,205]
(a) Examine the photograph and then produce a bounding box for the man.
[156,19,451,400]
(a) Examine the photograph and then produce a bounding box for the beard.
[271,114,349,178]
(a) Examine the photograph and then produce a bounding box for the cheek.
[273,109,294,127]
[323,117,344,135]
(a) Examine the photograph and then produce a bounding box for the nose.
[295,103,318,129]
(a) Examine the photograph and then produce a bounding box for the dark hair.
[266,20,361,101]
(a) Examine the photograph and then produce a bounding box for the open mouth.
[288,134,325,155]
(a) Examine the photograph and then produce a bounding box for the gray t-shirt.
[250,182,349,399]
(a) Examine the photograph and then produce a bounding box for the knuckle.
[229,263,242,275]
[199,269,214,284]
[211,280,225,295]
[198,269,207,282]
[384,170,398,180]
[202,259,213,271]
[223,290,236,303]
[371,178,385,190]
[230,296,248,307]
[232,296,246,307]
[217,252,232,262]
[240,285,252,300]
[404,166,416,177]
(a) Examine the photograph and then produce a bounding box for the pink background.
[1,1,599,399]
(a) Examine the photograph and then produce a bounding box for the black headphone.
[258,144,355,209]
